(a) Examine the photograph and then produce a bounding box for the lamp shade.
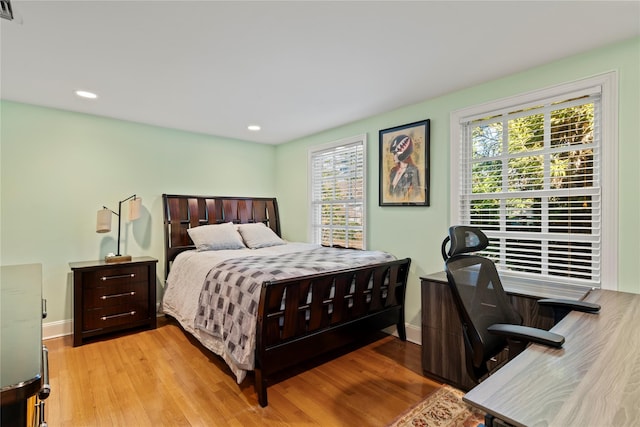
[128,197,142,221]
[96,208,112,233]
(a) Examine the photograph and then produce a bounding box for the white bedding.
[161,242,321,383]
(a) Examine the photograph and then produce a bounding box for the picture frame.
[379,119,430,206]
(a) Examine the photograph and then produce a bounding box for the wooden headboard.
[162,194,280,278]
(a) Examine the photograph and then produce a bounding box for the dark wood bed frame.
[162,194,411,407]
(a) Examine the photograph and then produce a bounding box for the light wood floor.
[44,317,441,426]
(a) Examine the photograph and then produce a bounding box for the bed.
[161,194,411,406]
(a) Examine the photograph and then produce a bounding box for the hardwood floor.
[44,317,440,426]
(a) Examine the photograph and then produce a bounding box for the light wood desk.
[464,289,640,427]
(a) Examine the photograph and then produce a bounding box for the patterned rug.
[387,385,486,427]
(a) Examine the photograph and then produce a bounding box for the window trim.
[450,72,618,291]
[307,134,367,249]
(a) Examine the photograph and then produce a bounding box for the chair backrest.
[442,226,522,382]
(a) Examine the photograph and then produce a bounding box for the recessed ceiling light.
[248,125,261,131]
[75,90,98,99]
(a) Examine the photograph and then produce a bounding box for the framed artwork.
[379,119,430,206]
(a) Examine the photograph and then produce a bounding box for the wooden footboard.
[162,194,412,408]
[254,257,411,407]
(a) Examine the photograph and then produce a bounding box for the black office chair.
[441,225,600,384]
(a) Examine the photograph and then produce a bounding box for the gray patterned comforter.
[194,246,395,370]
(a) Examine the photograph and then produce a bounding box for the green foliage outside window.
[469,101,596,278]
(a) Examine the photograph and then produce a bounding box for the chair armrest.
[538,298,601,313]
[487,324,565,348]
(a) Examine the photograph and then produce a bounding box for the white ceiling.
[1,1,639,144]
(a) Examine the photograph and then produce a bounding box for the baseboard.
[44,304,164,341]
[406,323,421,345]
[384,323,421,345]
[45,318,422,346]
[43,319,72,340]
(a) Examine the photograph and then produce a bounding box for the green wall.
[275,37,640,329]
[2,37,638,333]
[0,103,277,323]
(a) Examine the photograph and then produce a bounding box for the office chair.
[441,225,600,384]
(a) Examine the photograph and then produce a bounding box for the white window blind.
[458,89,603,288]
[309,135,366,249]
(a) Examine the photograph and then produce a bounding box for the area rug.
[387,385,485,427]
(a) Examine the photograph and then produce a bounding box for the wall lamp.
[96,194,142,263]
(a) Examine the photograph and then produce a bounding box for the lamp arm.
[119,194,137,204]
[115,194,136,256]
[102,193,136,216]
[99,194,137,257]
[102,206,118,215]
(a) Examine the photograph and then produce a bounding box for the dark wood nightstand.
[69,257,158,346]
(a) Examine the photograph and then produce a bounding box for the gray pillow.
[237,223,285,249]
[187,222,246,251]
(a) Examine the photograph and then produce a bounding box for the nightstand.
[69,257,158,346]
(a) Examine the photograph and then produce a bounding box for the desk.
[420,272,565,390]
[464,289,640,426]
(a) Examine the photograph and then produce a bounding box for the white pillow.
[237,222,285,249]
[187,222,246,251]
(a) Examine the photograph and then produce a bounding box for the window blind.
[310,137,365,249]
[458,91,602,287]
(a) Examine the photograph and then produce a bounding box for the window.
[309,134,366,249]
[450,73,618,290]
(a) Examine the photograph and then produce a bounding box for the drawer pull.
[100,273,135,281]
[101,311,136,321]
[100,291,136,300]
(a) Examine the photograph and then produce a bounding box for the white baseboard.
[405,323,421,345]
[44,318,422,346]
[384,323,421,345]
[44,304,164,341]
[43,314,165,341]
[43,319,72,340]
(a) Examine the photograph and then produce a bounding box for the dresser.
[70,257,158,346]
[420,272,557,391]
